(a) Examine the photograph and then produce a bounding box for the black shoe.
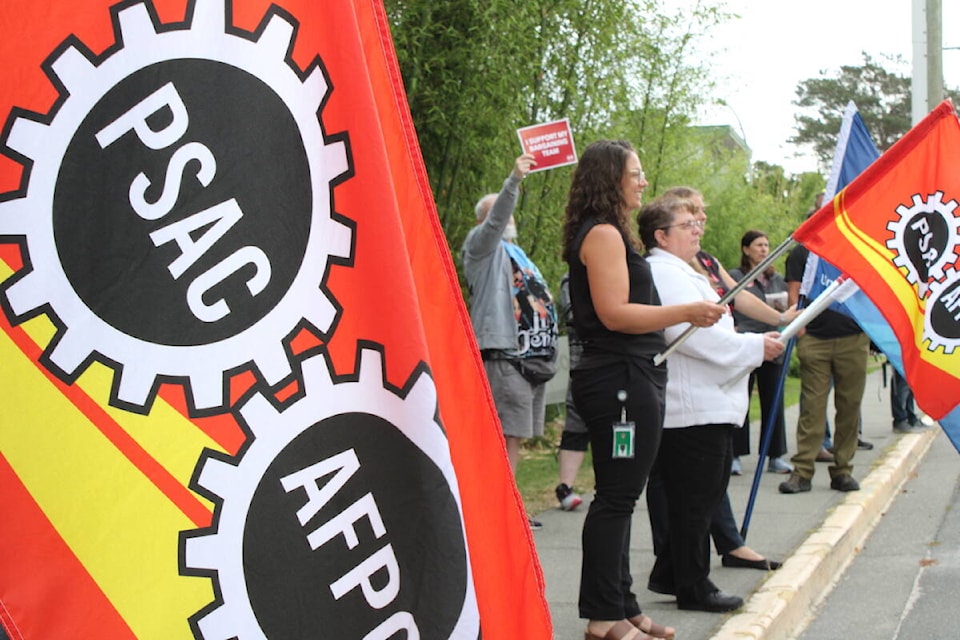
[857,438,874,450]
[647,579,676,596]
[830,474,860,492]
[677,584,743,612]
[647,560,676,595]
[528,518,543,530]
[721,554,782,570]
[778,472,812,494]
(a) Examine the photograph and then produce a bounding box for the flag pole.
[740,333,796,539]
[738,276,858,537]
[721,276,860,390]
[653,237,796,366]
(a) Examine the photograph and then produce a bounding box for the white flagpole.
[721,276,860,390]
[652,237,796,366]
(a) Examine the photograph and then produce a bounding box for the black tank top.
[568,219,666,368]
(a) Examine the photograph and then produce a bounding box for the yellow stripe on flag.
[0,261,227,489]
[0,320,215,637]
[833,205,956,372]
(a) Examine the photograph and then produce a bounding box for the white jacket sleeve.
[652,260,765,372]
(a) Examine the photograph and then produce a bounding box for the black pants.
[733,359,788,458]
[573,360,665,620]
[651,424,733,594]
[647,471,744,576]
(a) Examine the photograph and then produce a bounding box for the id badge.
[612,421,635,459]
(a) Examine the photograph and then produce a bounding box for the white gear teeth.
[261,15,296,58]
[358,348,383,386]
[885,190,960,290]
[50,46,97,94]
[297,349,336,397]
[301,278,339,336]
[6,118,48,161]
[117,2,156,41]
[5,275,45,318]
[0,201,26,237]
[184,528,221,570]
[192,0,227,32]
[196,457,239,500]
[407,371,437,415]
[197,605,251,640]
[186,374,224,413]
[47,328,91,375]
[183,348,479,639]
[250,343,295,387]
[0,0,353,412]
[237,394,281,439]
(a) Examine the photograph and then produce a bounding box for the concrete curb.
[710,428,938,640]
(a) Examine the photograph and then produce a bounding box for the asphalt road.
[796,428,960,640]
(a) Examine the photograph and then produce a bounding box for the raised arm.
[463,154,537,256]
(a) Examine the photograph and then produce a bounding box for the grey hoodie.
[461,174,523,352]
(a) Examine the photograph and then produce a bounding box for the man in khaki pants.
[779,244,868,494]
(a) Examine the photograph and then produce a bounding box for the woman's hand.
[781,304,801,325]
[761,332,786,361]
[686,301,725,327]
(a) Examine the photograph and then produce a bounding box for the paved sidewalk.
[533,368,939,639]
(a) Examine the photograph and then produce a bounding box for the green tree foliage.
[384,1,839,299]
[789,51,960,164]
[384,0,738,293]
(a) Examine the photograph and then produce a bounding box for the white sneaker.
[767,457,794,474]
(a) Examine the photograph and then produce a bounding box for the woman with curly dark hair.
[563,140,724,640]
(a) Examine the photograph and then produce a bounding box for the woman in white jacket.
[638,196,784,613]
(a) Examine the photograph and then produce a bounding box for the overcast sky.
[666,0,960,175]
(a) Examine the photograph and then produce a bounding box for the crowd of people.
[461,144,924,640]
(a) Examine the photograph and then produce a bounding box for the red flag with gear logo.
[0,0,550,638]
[793,100,960,425]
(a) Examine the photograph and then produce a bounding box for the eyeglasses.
[629,170,646,183]
[661,219,705,231]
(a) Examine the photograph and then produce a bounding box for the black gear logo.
[885,190,960,297]
[180,347,479,640]
[0,0,353,415]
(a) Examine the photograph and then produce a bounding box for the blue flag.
[800,102,881,311]
[802,101,960,452]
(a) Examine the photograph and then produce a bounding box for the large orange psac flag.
[793,100,960,430]
[0,0,550,638]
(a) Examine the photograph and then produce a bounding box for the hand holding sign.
[512,153,538,179]
[516,118,578,172]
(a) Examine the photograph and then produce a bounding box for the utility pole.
[912,0,943,124]
[927,0,943,108]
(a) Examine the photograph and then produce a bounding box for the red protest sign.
[517,118,577,172]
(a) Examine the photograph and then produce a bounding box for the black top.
[729,267,787,334]
[785,245,863,338]
[568,218,666,368]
